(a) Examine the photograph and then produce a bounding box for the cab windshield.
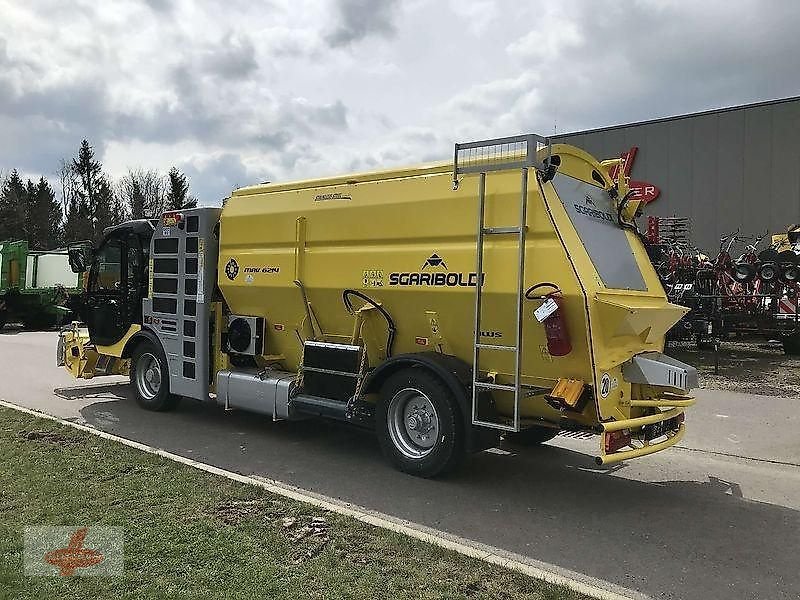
[90,241,123,292]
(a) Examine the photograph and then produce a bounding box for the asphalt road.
[2,330,799,600]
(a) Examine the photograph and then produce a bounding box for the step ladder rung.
[482,226,524,235]
[471,163,529,432]
[475,343,517,351]
[475,381,519,392]
[472,418,519,433]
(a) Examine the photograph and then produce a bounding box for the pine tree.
[0,170,28,242]
[165,167,196,210]
[65,140,123,243]
[63,195,90,243]
[24,178,37,244]
[72,140,102,207]
[129,180,145,219]
[93,177,117,241]
[26,178,63,249]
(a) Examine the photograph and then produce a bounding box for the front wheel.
[376,369,465,478]
[130,340,180,411]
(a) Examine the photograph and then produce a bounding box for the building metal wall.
[553,96,800,252]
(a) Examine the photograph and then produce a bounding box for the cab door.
[85,232,144,346]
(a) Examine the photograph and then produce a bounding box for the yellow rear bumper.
[595,395,695,466]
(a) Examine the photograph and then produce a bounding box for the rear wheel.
[0,310,6,330]
[130,340,180,411]
[504,425,559,446]
[376,369,465,478]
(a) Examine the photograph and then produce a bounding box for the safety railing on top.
[452,133,551,188]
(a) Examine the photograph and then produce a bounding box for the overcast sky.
[1,0,799,202]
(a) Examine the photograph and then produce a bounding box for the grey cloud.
[0,45,110,175]
[525,2,800,133]
[340,126,446,175]
[109,78,347,151]
[438,1,800,143]
[143,0,172,13]
[2,0,799,205]
[280,99,348,132]
[0,115,94,180]
[250,130,292,152]
[179,153,259,203]
[325,0,398,47]
[201,32,258,81]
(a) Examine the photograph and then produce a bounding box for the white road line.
[0,399,644,600]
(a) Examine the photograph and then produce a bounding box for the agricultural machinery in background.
[0,240,83,330]
[647,217,800,354]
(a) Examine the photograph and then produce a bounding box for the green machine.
[0,240,83,329]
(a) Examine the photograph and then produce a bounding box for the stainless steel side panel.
[216,369,297,419]
[143,207,222,401]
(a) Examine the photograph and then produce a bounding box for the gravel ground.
[668,339,800,398]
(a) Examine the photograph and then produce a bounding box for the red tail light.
[605,429,632,454]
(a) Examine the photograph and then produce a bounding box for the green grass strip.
[0,406,586,600]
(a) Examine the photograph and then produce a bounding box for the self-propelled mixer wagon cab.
[60,134,696,477]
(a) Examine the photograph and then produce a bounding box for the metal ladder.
[452,134,550,432]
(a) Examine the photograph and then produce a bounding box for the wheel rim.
[387,388,440,459]
[136,353,162,400]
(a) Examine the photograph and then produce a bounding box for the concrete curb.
[0,399,645,600]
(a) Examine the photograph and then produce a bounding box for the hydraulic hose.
[617,190,639,233]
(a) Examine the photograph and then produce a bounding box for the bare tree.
[117,168,167,219]
[55,158,79,221]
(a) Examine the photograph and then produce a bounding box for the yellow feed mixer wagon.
[59,134,696,477]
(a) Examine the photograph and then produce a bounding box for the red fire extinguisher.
[525,283,572,357]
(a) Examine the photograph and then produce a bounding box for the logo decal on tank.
[574,202,614,223]
[389,253,483,287]
[422,254,447,270]
[225,258,239,281]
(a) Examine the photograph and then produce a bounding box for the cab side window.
[91,241,122,292]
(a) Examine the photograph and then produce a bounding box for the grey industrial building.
[553,96,800,253]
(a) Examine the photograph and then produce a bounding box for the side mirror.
[68,244,92,273]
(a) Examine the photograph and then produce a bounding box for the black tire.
[504,425,559,446]
[22,314,58,330]
[782,332,800,356]
[376,369,465,478]
[0,310,6,330]
[129,340,180,411]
